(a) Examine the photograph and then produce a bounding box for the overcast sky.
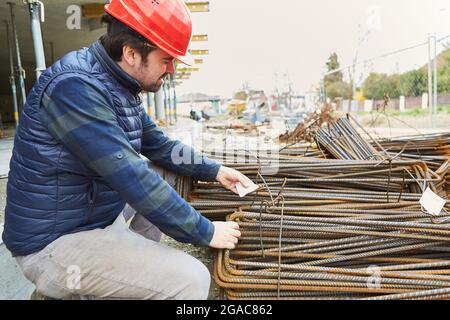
[176,0,450,98]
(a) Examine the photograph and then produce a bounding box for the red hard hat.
[105,0,193,65]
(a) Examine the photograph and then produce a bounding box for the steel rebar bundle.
[373,133,450,197]
[214,202,450,300]
[375,133,450,162]
[185,159,445,219]
[316,117,384,161]
[173,114,450,300]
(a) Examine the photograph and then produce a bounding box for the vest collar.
[90,40,142,96]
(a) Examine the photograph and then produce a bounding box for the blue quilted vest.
[3,41,145,257]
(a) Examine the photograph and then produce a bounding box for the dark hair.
[100,14,157,63]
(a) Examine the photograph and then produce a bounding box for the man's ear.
[122,46,136,66]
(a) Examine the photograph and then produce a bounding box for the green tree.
[325,53,343,83]
[398,69,428,97]
[324,53,352,100]
[363,73,400,100]
[438,72,450,94]
[362,48,450,99]
[326,81,353,101]
[326,53,340,71]
[438,49,450,94]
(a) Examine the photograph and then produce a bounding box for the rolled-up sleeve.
[38,74,214,246]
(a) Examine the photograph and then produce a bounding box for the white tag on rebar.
[420,188,446,216]
[236,182,259,198]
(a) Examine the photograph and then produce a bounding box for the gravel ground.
[358,112,450,136]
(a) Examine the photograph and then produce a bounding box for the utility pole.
[163,80,169,125]
[5,21,19,128]
[433,33,438,129]
[430,34,438,129]
[428,34,433,110]
[172,74,178,122]
[28,0,46,79]
[154,88,165,121]
[167,76,173,125]
[351,25,371,114]
[8,2,27,111]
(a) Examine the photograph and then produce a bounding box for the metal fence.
[322,34,450,129]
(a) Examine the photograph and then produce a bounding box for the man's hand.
[216,166,254,195]
[209,221,241,249]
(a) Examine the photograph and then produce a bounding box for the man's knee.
[177,259,211,300]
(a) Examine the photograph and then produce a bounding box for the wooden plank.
[185,2,210,13]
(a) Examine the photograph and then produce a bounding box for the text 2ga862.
[220,304,273,315]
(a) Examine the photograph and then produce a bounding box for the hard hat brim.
[175,52,194,67]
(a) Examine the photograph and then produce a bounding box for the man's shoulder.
[43,71,107,102]
[46,47,92,76]
[42,44,103,90]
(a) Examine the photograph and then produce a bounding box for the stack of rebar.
[173,114,450,300]
[373,133,450,197]
[315,117,384,161]
[278,142,325,159]
[188,159,445,219]
[214,200,450,300]
[175,175,192,200]
[375,133,450,164]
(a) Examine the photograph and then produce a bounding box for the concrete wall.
[335,94,450,112]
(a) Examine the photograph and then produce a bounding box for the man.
[3,0,252,300]
[251,94,267,125]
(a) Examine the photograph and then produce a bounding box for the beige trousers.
[15,165,211,300]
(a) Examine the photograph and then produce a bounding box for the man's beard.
[145,83,163,93]
[141,67,168,92]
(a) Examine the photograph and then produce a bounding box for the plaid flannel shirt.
[39,74,220,246]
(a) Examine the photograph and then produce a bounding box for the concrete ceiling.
[0,0,109,96]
